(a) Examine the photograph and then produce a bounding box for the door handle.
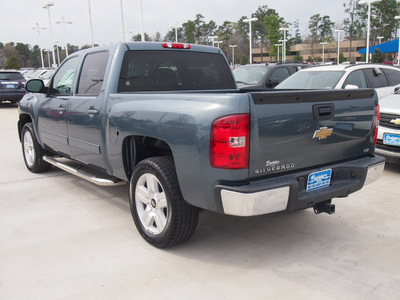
[57,106,66,114]
[86,108,99,115]
[313,104,335,121]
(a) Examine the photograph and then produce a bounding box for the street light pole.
[229,45,237,67]
[31,22,46,69]
[275,43,282,62]
[208,36,218,47]
[243,17,258,64]
[87,0,95,47]
[139,0,145,42]
[359,0,381,63]
[377,36,384,44]
[43,2,56,67]
[55,41,61,65]
[120,0,126,42]
[55,16,72,57]
[335,30,344,64]
[396,16,400,65]
[320,42,327,63]
[279,27,289,63]
[170,22,181,42]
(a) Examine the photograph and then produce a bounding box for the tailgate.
[248,89,378,179]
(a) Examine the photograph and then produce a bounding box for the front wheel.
[21,123,52,173]
[129,157,199,248]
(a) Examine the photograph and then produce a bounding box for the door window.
[364,68,389,88]
[51,56,79,96]
[77,51,109,96]
[343,70,367,88]
[382,68,400,86]
[269,67,290,83]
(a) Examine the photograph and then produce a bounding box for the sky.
[1,0,346,49]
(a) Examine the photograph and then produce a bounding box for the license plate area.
[383,134,400,146]
[307,169,332,192]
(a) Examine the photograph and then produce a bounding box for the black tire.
[21,123,52,173]
[129,156,199,248]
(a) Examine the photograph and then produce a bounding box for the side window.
[268,67,290,85]
[343,70,367,88]
[382,68,400,86]
[51,56,79,96]
[364,68,389,88]
[77,51,109,96]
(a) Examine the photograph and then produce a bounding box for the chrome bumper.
[219,156,385,217]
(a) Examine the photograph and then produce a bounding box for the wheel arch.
[122,135,174,180]
[18,113,33,142]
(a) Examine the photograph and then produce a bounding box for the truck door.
[67,51,109,169]
[37,56,79,154]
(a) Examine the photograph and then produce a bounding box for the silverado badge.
[390,118,400,125]
[313,127,333,140]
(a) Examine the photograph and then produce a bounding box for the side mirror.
[266,78,280,88]
[344,84,359,90]
[25,79,45,93]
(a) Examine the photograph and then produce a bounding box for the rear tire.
[129,157,199,248]
[21,123,52,173]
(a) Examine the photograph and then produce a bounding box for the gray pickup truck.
[18,42,384,248]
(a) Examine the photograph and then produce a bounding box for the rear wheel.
[21,123,52,173]
[129,157,199,248]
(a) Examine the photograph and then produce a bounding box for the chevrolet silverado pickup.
[18,42,385,248]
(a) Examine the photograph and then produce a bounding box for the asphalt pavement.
[1,102,399,299]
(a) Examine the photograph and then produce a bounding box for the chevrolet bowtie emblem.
[390,119,400,125]
[313,127,333,140]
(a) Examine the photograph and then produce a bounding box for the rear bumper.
[0,91,25,102]
[217,155,385,217]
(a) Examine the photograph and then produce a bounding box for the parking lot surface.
[1,103,399,299]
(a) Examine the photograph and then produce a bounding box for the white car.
[275,63,400,99]
[375,89,400,163]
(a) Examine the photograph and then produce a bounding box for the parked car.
[0,71,26,103]
[24,69,48,81]
[37,69,56,86]
[375,88,400,163]
[275,63,400,99]
[232,63,310,90]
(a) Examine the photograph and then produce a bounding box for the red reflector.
[373,104,379,145]
[162,42,191,49]
[210,114,250,169]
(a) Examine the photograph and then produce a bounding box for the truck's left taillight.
[210,114,250,169]
[373,104,380,145]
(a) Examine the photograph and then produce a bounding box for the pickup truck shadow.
[57,170,391,270]
[384,162,400,174]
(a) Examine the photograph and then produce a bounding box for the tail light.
[373,104,380,145]
[210,114,250,169]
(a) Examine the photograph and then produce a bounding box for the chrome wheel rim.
[135,173,168,235]
[23,130,35,167]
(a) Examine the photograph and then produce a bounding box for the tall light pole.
[275,43,282,62]
[208,36,218,47]
[396,16,400,65]
[215,41,223,48]
[320,42,327,63]
[359,0,381,63]
[44,49,51,68]
[170,22,181,42]
[55,40,61,65]
[377,36,384,44]
[43,2,56,67]
[335,30,344,64]
[243,17,258,64]
[120,0,126,42]
[31,22,46,69]
[279,27,289,63]
[55,16,72,57]
[229,45,237,67]
[139,0,145,41]
[87,0,95,47]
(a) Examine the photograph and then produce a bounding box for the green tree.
[132,33,151,41]
[371,48,384,63]
[240,55,249,65]
[293,52,304,63]
[5,54,21,69]
[343,0,365,61]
